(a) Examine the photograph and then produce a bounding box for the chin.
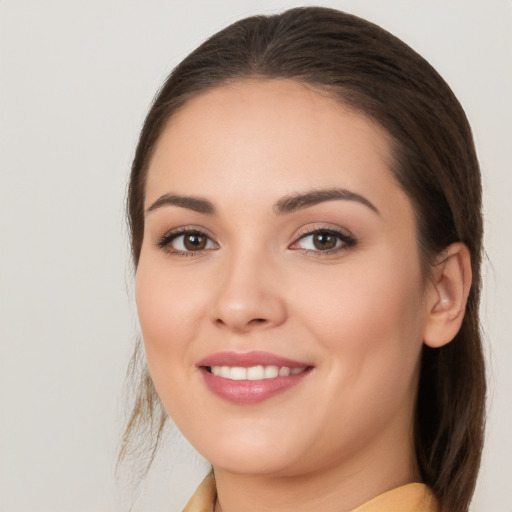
[192,427,308,477]
[209,451,301,477]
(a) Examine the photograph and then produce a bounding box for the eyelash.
[291,227,357,255]
[157,227,356,257]
[157,228,218,256]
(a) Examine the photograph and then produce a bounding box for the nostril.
[249,318,267,325]
[213,317,268,330]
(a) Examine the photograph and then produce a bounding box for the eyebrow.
[146,194,216,215]
[145,187,379,217]
[273,188,380,215]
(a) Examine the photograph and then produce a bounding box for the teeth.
[210,365,306,380]
[264,365,279,378]
[247,365,264,380]
[220,366,231,378]
[230,367,247,380]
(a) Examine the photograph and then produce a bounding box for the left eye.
[292,229,355,252]
[159,230,217,253]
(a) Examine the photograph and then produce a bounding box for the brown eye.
[158,229,217,254]
[183,232,207,251]
[291,228,356,254]
[312,231,337,250]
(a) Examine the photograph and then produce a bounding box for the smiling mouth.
[197,351,314,403]
[205,365,308,380]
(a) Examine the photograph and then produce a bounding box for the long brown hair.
[122,7,485,511]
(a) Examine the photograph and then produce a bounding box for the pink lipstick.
[197,351,313,404]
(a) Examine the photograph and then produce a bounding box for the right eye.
[158,229,217,255]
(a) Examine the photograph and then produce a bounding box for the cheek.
[288,254,425,454]
[135,257,203,369]
[294,249,426,381]
[134,257,211,425]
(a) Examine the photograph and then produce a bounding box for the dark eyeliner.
[156,228,212,252]
[306,228,356,246]
[157,230,182,249]
[293,227,358,254]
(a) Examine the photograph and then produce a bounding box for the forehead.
[145,79,406,217]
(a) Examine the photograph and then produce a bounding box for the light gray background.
[0,1,510,510]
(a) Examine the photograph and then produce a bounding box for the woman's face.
[136,80,432,478]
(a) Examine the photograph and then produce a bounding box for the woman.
[121,7,485,512]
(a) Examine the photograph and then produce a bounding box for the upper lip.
[197,350,312,368]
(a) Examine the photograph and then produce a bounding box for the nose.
[209,251,287,334]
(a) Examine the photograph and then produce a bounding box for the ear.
[423,242,472,348]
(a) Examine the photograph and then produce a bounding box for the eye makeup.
[155,223,357,258]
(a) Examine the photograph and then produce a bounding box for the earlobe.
[423,242,472,348]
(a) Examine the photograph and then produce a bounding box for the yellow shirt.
[182,472,438,512]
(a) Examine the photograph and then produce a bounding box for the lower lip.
[200,368,312,404]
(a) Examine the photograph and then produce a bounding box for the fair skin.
[135,80,471,512]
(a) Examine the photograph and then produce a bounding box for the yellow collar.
[182,472,438,512]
